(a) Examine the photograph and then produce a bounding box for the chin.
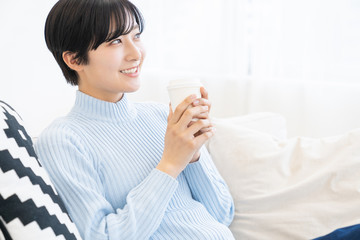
[126,83,141,93]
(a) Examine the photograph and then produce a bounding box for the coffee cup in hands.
[167,78,203,112]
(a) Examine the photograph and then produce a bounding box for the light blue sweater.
[35,91,235,240]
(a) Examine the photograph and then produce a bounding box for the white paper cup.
[167,78,203,112]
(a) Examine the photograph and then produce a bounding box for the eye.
[111,39,122,45]
[134,33,141,39]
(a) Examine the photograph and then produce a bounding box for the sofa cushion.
[0,101,81,239]
[208,113,360,240]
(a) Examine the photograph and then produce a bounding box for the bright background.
[1,0,360,138]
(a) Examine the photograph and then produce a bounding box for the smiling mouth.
[120,66,138,74]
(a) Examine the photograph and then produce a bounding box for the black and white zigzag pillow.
[0,101,82,240]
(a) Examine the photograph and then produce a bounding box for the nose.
[125,39,142,62]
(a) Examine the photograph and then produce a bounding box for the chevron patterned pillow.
[0,101,82,240]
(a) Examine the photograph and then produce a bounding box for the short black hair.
[45,0,144,86]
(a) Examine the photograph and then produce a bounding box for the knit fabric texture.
[35,91,235,240]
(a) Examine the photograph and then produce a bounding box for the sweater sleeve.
[183,146,235,226]
[35,124,178,240]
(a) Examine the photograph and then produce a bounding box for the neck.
[77,85,124,103]
[72,90,137,123]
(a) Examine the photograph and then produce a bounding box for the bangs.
[90,0,144,50]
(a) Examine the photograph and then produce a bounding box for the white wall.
[133,73,360,138]
[0,0,76,137]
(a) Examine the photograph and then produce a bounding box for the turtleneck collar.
[71,90,137,123]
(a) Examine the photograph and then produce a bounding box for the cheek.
[98,54,123,71]
[138,43,146,61]
[141,49,146,61]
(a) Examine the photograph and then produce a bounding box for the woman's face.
[78,25,146,102]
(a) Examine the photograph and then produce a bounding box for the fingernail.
[193,100,200,106]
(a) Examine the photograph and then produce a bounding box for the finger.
[188,120,213,129]
[200,87,208,100]
[193,128,216,148]
[186,119,212,135]
[170,94,198,124]
[197,88,211,113]
[192,97,211,116]
[178,105,209,128]
[167,103,173,122]
[192,111,209,120]
[187,119,210,128]
[193,126,214,138]
[192,98,211,108]
[198,127,214,133]
[193,99,211,117]
[187,120,195,128]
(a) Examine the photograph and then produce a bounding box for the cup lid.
[167,79,203,89]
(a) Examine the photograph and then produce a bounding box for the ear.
[62,51,84,72]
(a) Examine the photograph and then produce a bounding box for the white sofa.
[207,112,360,239]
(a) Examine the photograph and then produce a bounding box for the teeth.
[121,67,137,74]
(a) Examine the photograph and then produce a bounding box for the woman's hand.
[157,89,214,178]
[189,87,213,163]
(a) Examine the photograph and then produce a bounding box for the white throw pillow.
[208,115,360,240]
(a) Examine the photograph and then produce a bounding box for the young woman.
[35,0,235,239]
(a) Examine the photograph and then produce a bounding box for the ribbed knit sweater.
[35,91,235,240]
